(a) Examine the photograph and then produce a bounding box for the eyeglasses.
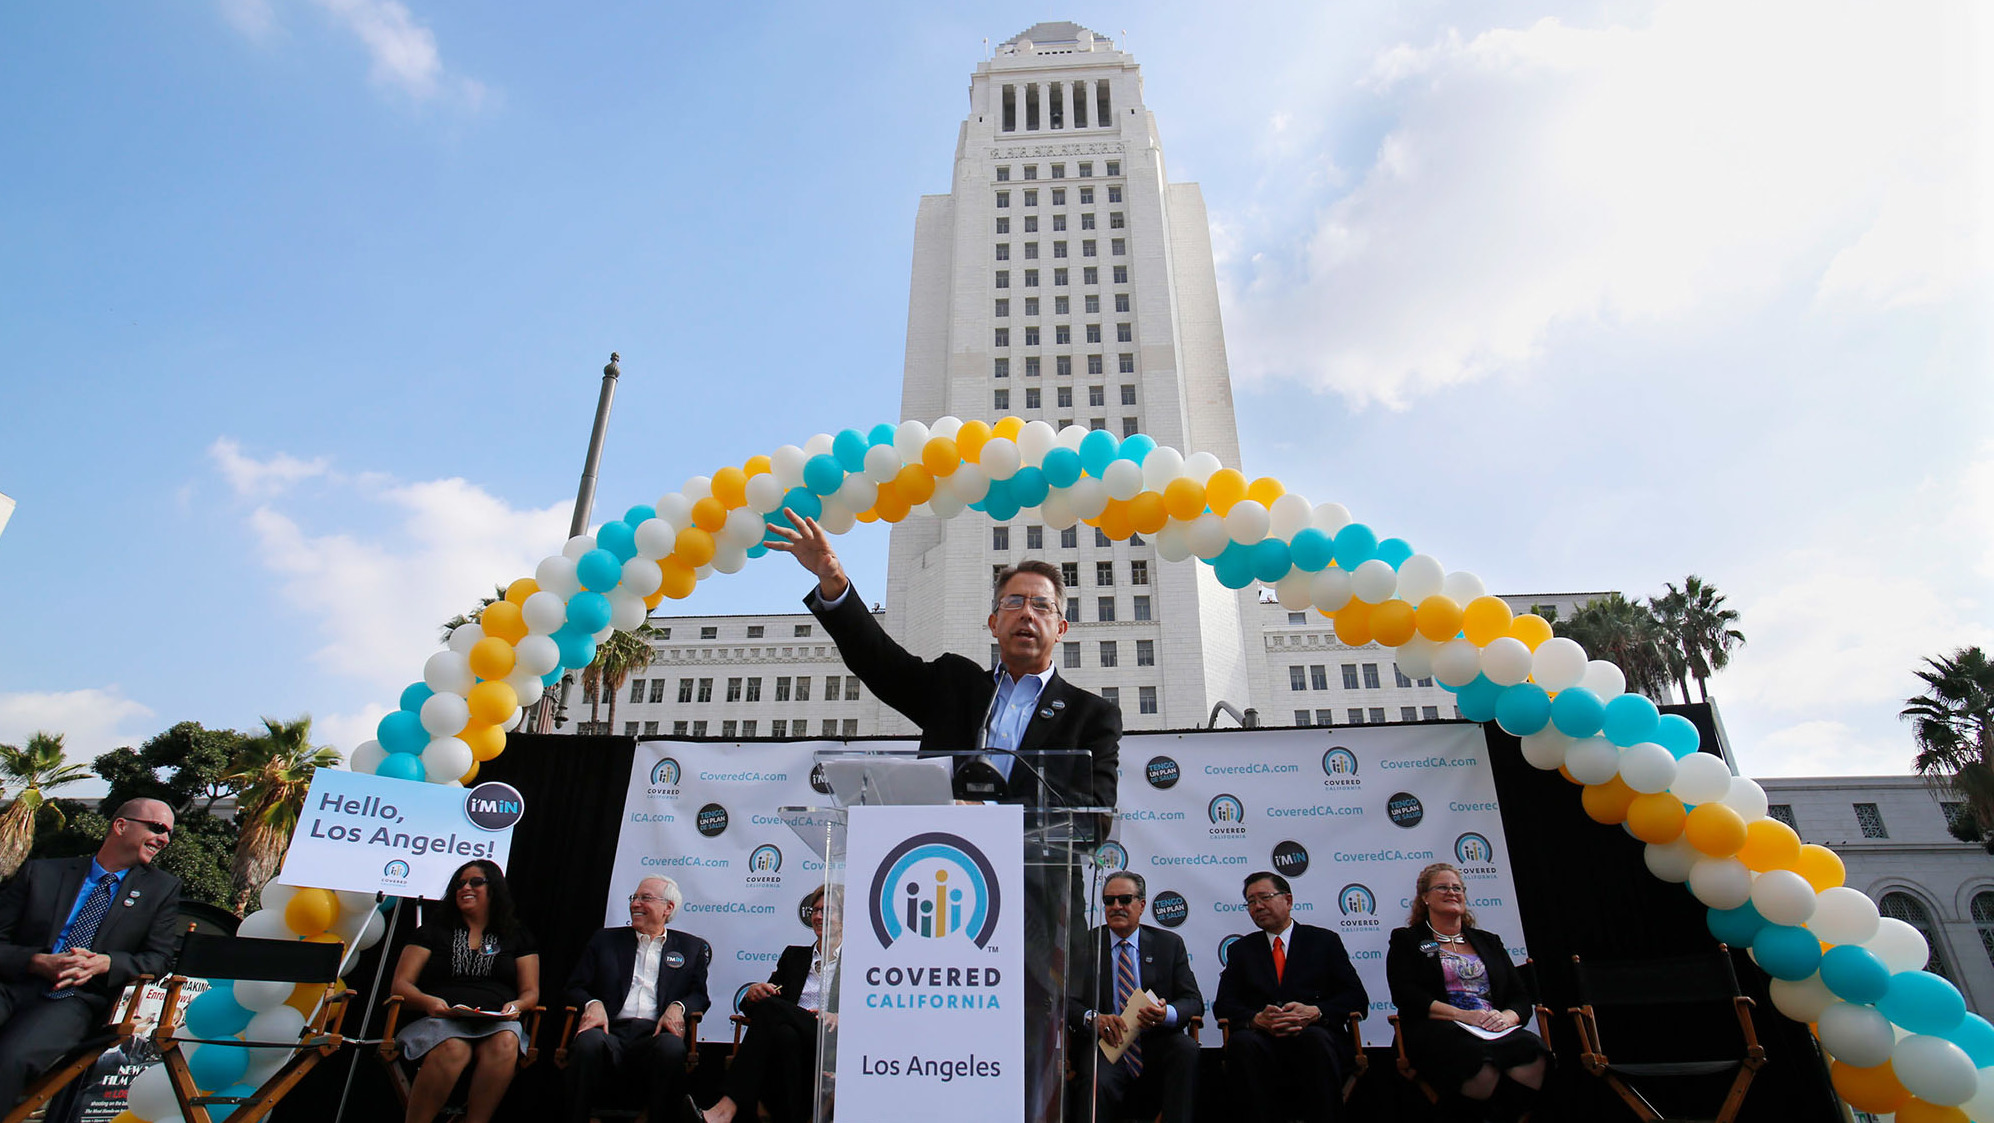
[454,876,489,889]
[122,818,172,837]
[629,893,668,904]
[1244,891,1288,906]
[1427,884,1466,897]
[1102,893,1141,907]
[995,593,1061,615]
[807,905,826,915]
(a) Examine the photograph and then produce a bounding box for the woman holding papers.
[696,885,833,1123]
[391,859,541,1123]
[1386,862,1547,1119]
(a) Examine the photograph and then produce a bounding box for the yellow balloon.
[658,556,697,600]
[1508,613,1553,651]
[956,420,992,463]
[1626,792,1688,844]
[503,578,538,606]
[1129,492,1168,535]
[873,480,911,522]
[459,759,480,785]
[286,979,328,1019]
[743,454,773,477]
[922,437,961,477]
[467,680,518,726]
[480,600,527,645]
[1557,763,1582,785]
[991,416,1025,441]
[1794,844,1846,891]
[711,466,748,508]
[109,1112,141,1123]
[1415,595,1464,642]
[1098,499,1135,541]
[1581,777,1637,824]
[1738,818,1802,872]
[674,526,716,568]
[1895,1098,1969,1123]
[1461,596,1514,647]
[1829,1060,1910,1114]
[894,464,936,505]
[467,636,516,682]
[854,507,879,523]
[1683,802,1748,857]
[462,724,506,762]
[691,496,728,533]
[1370,600,1417,647]
[643,588,666,610]
[1332,602,1373,647]
[1163,478,1207,521]
[1245,476,1285,508]
[1205,469,1247,516]
[284,889,339,936]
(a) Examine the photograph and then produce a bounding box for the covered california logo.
[868,832,1002,949]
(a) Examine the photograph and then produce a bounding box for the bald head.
[101,798,174,871]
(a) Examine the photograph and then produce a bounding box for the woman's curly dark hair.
[433,859,522,944]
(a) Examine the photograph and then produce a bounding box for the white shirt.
[981,663,1055,780]
[798,949,827,1011]
[616,929,669,1021]
[1266,921,1296,962]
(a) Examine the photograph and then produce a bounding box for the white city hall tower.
[884,22,1262,733]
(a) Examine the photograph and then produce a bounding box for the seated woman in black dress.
[390,859,540,1123]
[697,886,832,1123]
[1386,862,1547,1119]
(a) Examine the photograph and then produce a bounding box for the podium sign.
[837,804,1024,1121]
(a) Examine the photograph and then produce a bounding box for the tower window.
[1023,164,1037,180]
[1025,387,1041,409]
[996,166,1011,181]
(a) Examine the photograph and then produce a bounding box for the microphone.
[951,747,1072,807]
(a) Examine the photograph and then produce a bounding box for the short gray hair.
[639,875,683,909]
[1105,870,1146,900]
[992,559,1065,611]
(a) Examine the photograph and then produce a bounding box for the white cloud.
[1220,1,1987,407]
[0,688,156,769]
[209,437,330,498]
[216,0,277,40]
[309,0,488,106]
[317,705,392,763]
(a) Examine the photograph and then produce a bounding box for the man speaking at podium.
[771,509,1120,811]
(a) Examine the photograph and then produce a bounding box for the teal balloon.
[833,428,870,471]
[1119,434,1155,464]
[1946,1012,1994,1067]
[1601,693,1661,747]
[983,478,1020,522]
[1878,969,1968,1036]
[622,504,656,527]
[1289,528,1333,572]
[540,668,563,686]
[1655,714,1701,758]
[745,542,769,560]
[377,711,427,755]
[1457,676,1502,723]
[1819,945,1891,1005]
[1009,467,1049,508]
[1376,537,1414,569]
[1705,901,1767,947]
[867,423,897,447]
[186,1041,249,1091]
[575,548,622,592]
[398,682,433,713]
[1332,523,1378,571]
[1079,430,1120,477]
[596,520,637,562]
[777,488,822,522]
[565,592,611,634]
[1214,543,1256,589]
[184,987,255,1039]
[377,752,426,782]
[1550,687,1606,738]
[1041,447,1083,488]
[803,454,844,496]
[1250,539,1292,583]
[211,1083,259,1122]
[554,627,597,670]
[1751,924,1823,980]
[1494,683,1552,736]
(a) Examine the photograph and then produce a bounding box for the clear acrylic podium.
[778,748,1114,1123]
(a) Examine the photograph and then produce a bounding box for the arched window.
[1880,891,1954,981]
[1971,891,1994,969]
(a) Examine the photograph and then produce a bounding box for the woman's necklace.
[1427,921,1466,945]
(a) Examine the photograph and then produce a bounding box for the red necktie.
[1271,935,1286,984]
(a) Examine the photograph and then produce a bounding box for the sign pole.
[333,894,405,1123]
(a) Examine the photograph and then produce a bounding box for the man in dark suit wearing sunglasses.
[1069,871,1203,1123]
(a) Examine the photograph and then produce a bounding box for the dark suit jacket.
[1385,926,1530,1024]
[767,943,813,1004]
[806,583,1120,810]
[563,927,712,1018]
[1066,923,1204,1040]
[0,856,183,1007]
[1213,923,1368,1065]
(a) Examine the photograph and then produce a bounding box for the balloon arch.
[141,417,1994,1120]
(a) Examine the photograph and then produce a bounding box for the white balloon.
[349,740,387,774]
[1721,776,1770,821]
[1225,500,1271,545]
[720,508,765,550]
[930,415,963,440]
[1041,491,1078,530]
[1432,639,1483,689]
[1895,1034,1980,1106]
[1520,728,1573,771]
[1565,737,1622,786]
[1818,1001,1897,1067]
[981,437,1022,480]
[1395,555,1446,604]
[928,491,966,519]
[331,889,374,919]
[1140,446,1184,492]
[1529,638,1588,692]
[514,634,559,675]
[772,445,808,488]
[1617,742,1678,794]
[419,693,469,738]
[235,977,293,1013]
[1479,637,1534,686]
[802,432,834,458]
[504,667,544,707]
[1274,573,1313,611]
[634,517,677,560]
[421,738,473,785]
[1154,521,1190,562]
[1966,1066,1994,1122]
[1808,887,1881,946]
[1768,974,1838,1023]
[620,557,664,596]
[259,881,299,914]
[1349,558,1398,604]
[591,623,614,643]
[817,502,857,535]
[355,907,388,951]
[946,464,989,504]
[680,475,712,503]
[522,591,567,635]
[609,590,648,630]
[246,1004,308,1047]
[1643,836,1702,882]
[534,555,580,600]
[1186,513,1230,560]
[1181,451,1221,483]
[446,622,484,654]
[893,420,930,463]
[1310,568,1354,614]
[1395,635,1438,680]
[1578,659,1626,700]
[1268,493,1314,540]
[693,564,713,580]
[423,652,474,696]
[127,1060,181,1121]
[561,534,598,560]
[1440,570,1487,605]
[654,492,693,530]
[745,473,785,513]
[1687,857,1755,910]
[709,544,747,574]
[1057,424,1091,452]
[235,908,293,941]
[1102,459,1143,501]
[1068,478,1109,520]
[1312,502,1352,534]
[1668,752,1734,805]
[1866,917,1932,974]
[1750,869,1818,926]
[1018,420,1058,466]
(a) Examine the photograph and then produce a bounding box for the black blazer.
[564,927,712,1018]
[0,856,183,1007]
[766,943,815,1004]
[806,583,1120,810]
[1213,923,1368,1063]
[1066,923,1204,1038]
[1385,926,1530,1025]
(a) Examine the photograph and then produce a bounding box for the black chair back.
[175,933,343,984]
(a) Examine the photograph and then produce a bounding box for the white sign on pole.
[836,804,1024,1121]
[278,768,524,899]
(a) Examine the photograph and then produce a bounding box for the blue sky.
[1,1,1987,781]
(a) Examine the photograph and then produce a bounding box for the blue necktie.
[47,873,119,998]
[1115,939,1143,1076]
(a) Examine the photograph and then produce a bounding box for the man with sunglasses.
[0,798,182,1109]
[1068,872,1203,1123]
[772,510,1120,811]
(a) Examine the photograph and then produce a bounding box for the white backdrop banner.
[605,726,1523,1048]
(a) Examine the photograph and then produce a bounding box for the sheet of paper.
[1456,1020,1516,1041]
[1098,989,1163,1063]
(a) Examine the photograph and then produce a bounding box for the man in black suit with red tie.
[1213,871,1368,1123]
[562,875,712,1123]
[1069,871,1203,1123]
[0,799,183,1110]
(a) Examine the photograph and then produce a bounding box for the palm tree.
[1647,586,1693,704]
[224,716,343,912]
[1905,647,1994,847]
[1658,575,1745,702]
[0,732,93,878]
[582,625,664,735]
[1553,594,1675,702]
[440,585,510,643]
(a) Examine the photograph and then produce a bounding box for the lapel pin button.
[1039,708,1055,719]
[1050,700,1066,710]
